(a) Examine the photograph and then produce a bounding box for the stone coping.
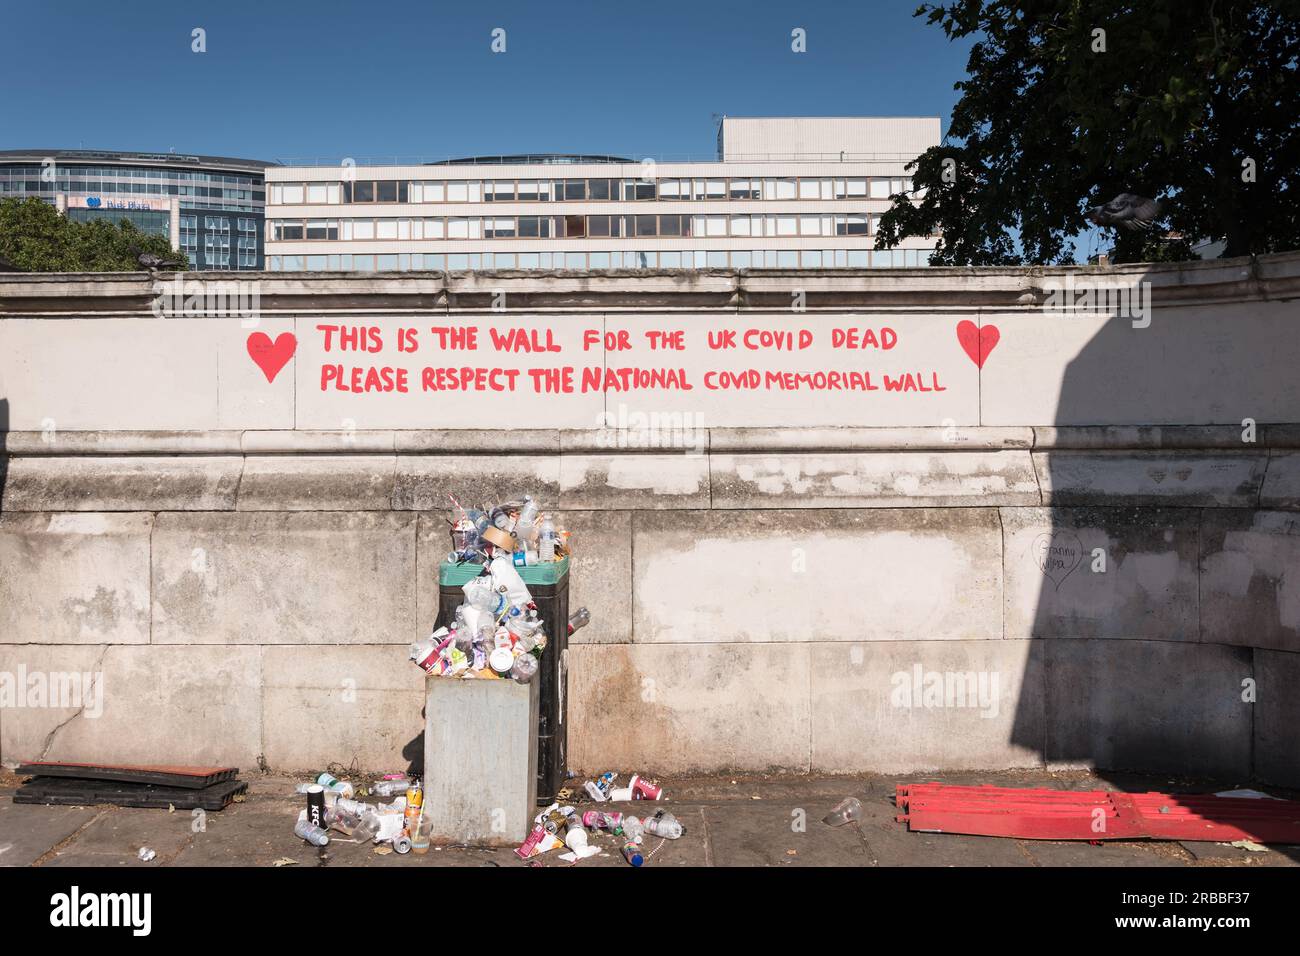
[2,251,1298,315]
[1,424,1295,456]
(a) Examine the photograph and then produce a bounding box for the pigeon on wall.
[131,246,183,271]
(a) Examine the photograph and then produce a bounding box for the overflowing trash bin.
[434,556,570,804]
[287,492,688,860]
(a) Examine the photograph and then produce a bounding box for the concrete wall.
[2,256,1298,784]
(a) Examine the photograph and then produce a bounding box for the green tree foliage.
[0,197,188,271]
[877,1,1300,264]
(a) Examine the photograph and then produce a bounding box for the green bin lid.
[439,555,569,587]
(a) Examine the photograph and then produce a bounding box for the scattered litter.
[823,797,863,827]
[1229,840,1269,852]
[291,773,426,855]
[270,857,298,867]
[644,811,682,838]
[136,847,156,862]
[294,809,330,847]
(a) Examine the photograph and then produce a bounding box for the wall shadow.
[1004,274,1299,860]
[0,397,8,514]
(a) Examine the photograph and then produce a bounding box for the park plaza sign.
[67,195,171,211]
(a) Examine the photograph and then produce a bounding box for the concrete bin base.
[423,676,539,846]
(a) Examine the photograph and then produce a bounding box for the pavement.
[1,767,1298,868]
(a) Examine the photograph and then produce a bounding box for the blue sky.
[0,0,973,162]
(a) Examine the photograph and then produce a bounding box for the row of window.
[1,180,262,202]
[267,212,919,242]
[0,166,261,185]
[270,176,918,206]
[268,248,933,272]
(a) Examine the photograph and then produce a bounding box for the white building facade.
[264,117,940,272]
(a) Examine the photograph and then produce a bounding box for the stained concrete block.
[559,454,709,510]
[711,450,1040,508]
[0,644,261,767]
[0,513,152,644]
[1042,639,1253,779]
[236,455,397,510]
[1033,451,1267,506]
[566,642,812,773]
[631,509,1003,643]
[261,645,425,772]
[392,454,560,511]
[1200,511,1300,653]
[1,455,242,511]
[1001,507,1200,641]
[1259,451,1300,510]
[1254,649,1300,787]
[809,640,1045,773]
[557,511,632,645]
[151,512,417,645]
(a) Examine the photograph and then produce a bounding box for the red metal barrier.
[895,783,1300,843]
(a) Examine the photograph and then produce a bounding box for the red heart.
[956,320,1000,369]
[246,332,296,383]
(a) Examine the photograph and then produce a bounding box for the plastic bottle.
[515,496,540,543]
[370,779,411,798]
[622,815,645,843]
[568,607,591,635]
[511,653,539,684]
[463,578,505,618]
[334,796,376,816]
[621,841,645,866]
[645,813,683,839]
[581,810,623,832]
[538,516,557,562]
[295,817,330,847]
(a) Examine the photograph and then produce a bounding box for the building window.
[622,180,656,201]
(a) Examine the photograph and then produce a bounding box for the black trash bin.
[436,557,569,806]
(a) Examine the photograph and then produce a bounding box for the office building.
[263,117,940,271]
[0,148,272,270]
